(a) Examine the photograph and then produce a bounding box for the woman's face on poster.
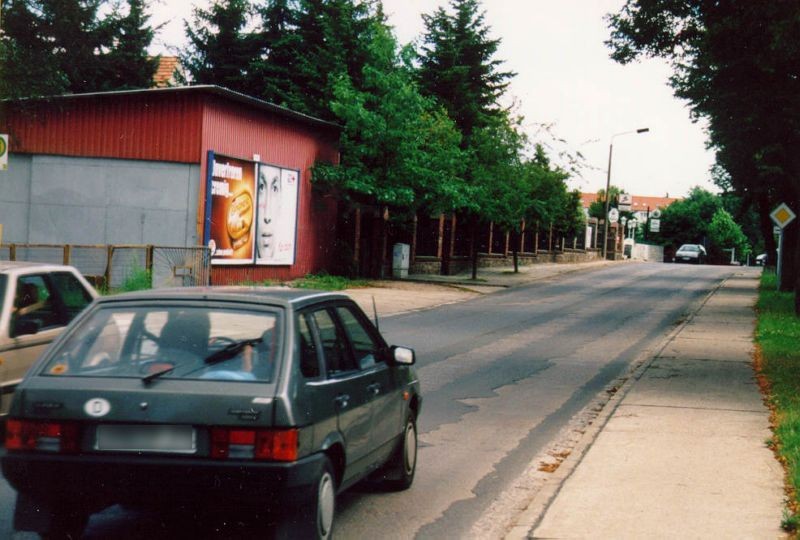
[258,170,282,258]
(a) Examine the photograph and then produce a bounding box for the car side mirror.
[13,319,41,338]
[390,346,415,366]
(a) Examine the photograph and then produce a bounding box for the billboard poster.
[207,155,257,265]
[255,164,300,265]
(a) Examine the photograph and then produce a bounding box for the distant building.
[580,192,678,222]
[152,56,184,88]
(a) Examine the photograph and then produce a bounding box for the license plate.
[95,424,196,454]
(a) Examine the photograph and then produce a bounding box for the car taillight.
[5,419,80,454]
[210,427,298,462]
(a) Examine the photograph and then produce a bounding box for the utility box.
[392,243,410,279]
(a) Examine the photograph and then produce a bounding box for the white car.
[0,262,97,417]
[674,244,707,264]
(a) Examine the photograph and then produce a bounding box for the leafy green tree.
[607,0,800,307]
[313,23,467,215]
[416,0,515,278]
[656,187,720,252]
[182,0,259,92]
[708,208,750,262]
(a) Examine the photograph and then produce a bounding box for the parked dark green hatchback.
[1,287,421,539]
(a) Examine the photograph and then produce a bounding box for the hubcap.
[405,421,417,475]
[317,471,335,538]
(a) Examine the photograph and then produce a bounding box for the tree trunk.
[780,210,798,293]
[757,194,777,267]
[470,214,479,280]
[511,229,520,273]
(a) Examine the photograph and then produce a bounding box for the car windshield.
[678,245,699,252]
[40,304,281,383]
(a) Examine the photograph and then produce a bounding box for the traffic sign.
[618,193,632,212]
[608,208,619,223]
[771,203,796,229]
[649,218,661,232]
[650,208,662,219]
[0,134,8,171]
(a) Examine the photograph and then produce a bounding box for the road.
[0,262,739,539]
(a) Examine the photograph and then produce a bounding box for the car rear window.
[679,245,699,252]
[40,305,281,382]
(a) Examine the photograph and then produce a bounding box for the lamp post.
[602,127,649,259]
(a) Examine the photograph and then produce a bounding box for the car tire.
[273,456,336,540]
[380,413,418,491]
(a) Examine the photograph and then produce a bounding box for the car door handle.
[335,394,350,409]
[366,383,381,396]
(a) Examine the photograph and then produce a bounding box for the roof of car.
[0,260,77,273]
[95,286,352,309]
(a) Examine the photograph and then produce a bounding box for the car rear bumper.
[2,449,325,509]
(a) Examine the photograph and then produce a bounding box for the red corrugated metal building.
[1,86,341,283]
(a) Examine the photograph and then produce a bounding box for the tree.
[100,0,160,91]
[249,0,304,108]
[289,0,383,119]
[708,208,749,263]
[656,187,720,253]
[182,0,258,92]
[0,0,158,99]
[416,0,515,279]
[417,0,514,141]
[313,23,467,219]
[607,0,800,310]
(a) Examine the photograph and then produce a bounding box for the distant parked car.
[756,253,768,266]
[674,244,707,264]
[0,262,97,418]
[2,287,421,539]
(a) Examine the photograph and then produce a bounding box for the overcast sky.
[149,0,717,199]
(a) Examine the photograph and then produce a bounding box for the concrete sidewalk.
[510,268,786,539]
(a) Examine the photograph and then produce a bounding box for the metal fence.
[0,244,211,290]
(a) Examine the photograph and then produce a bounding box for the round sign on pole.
[650,208,662,219]
[608,208,620,223]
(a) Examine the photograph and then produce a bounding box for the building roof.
[580,192,678,211]
[3,85,340,132]
[153,56,182,88]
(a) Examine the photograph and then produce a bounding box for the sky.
[148,0,717,199]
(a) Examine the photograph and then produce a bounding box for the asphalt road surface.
[0,262,739,539]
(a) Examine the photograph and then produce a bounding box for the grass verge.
[291,273,371,291]
[756,270,800,532]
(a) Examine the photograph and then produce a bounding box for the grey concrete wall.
[632,243,664,262]
[0,154,201,246]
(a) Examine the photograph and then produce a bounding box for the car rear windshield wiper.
[142,364,176,384]
[204,338,262,366]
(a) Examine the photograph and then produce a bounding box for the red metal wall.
[199,95,341,284]
[4,93,203,163]
[2,88,341,283]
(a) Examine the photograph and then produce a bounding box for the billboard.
[206,154,257,265]
[255,165,299,265]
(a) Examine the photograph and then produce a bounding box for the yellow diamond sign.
[771,203,796,229]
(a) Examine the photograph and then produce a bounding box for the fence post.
[63,245,71,265]
[9,244,16,261]
[105,245,114,290]
[146,245,154,275]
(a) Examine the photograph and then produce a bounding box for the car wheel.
[274,456,336,540]
[381,413,418,491]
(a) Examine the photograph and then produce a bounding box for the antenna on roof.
[372,296,380,331]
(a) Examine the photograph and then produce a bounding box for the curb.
[505,274,732,539]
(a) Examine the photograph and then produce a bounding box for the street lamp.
[602,127,649,259]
